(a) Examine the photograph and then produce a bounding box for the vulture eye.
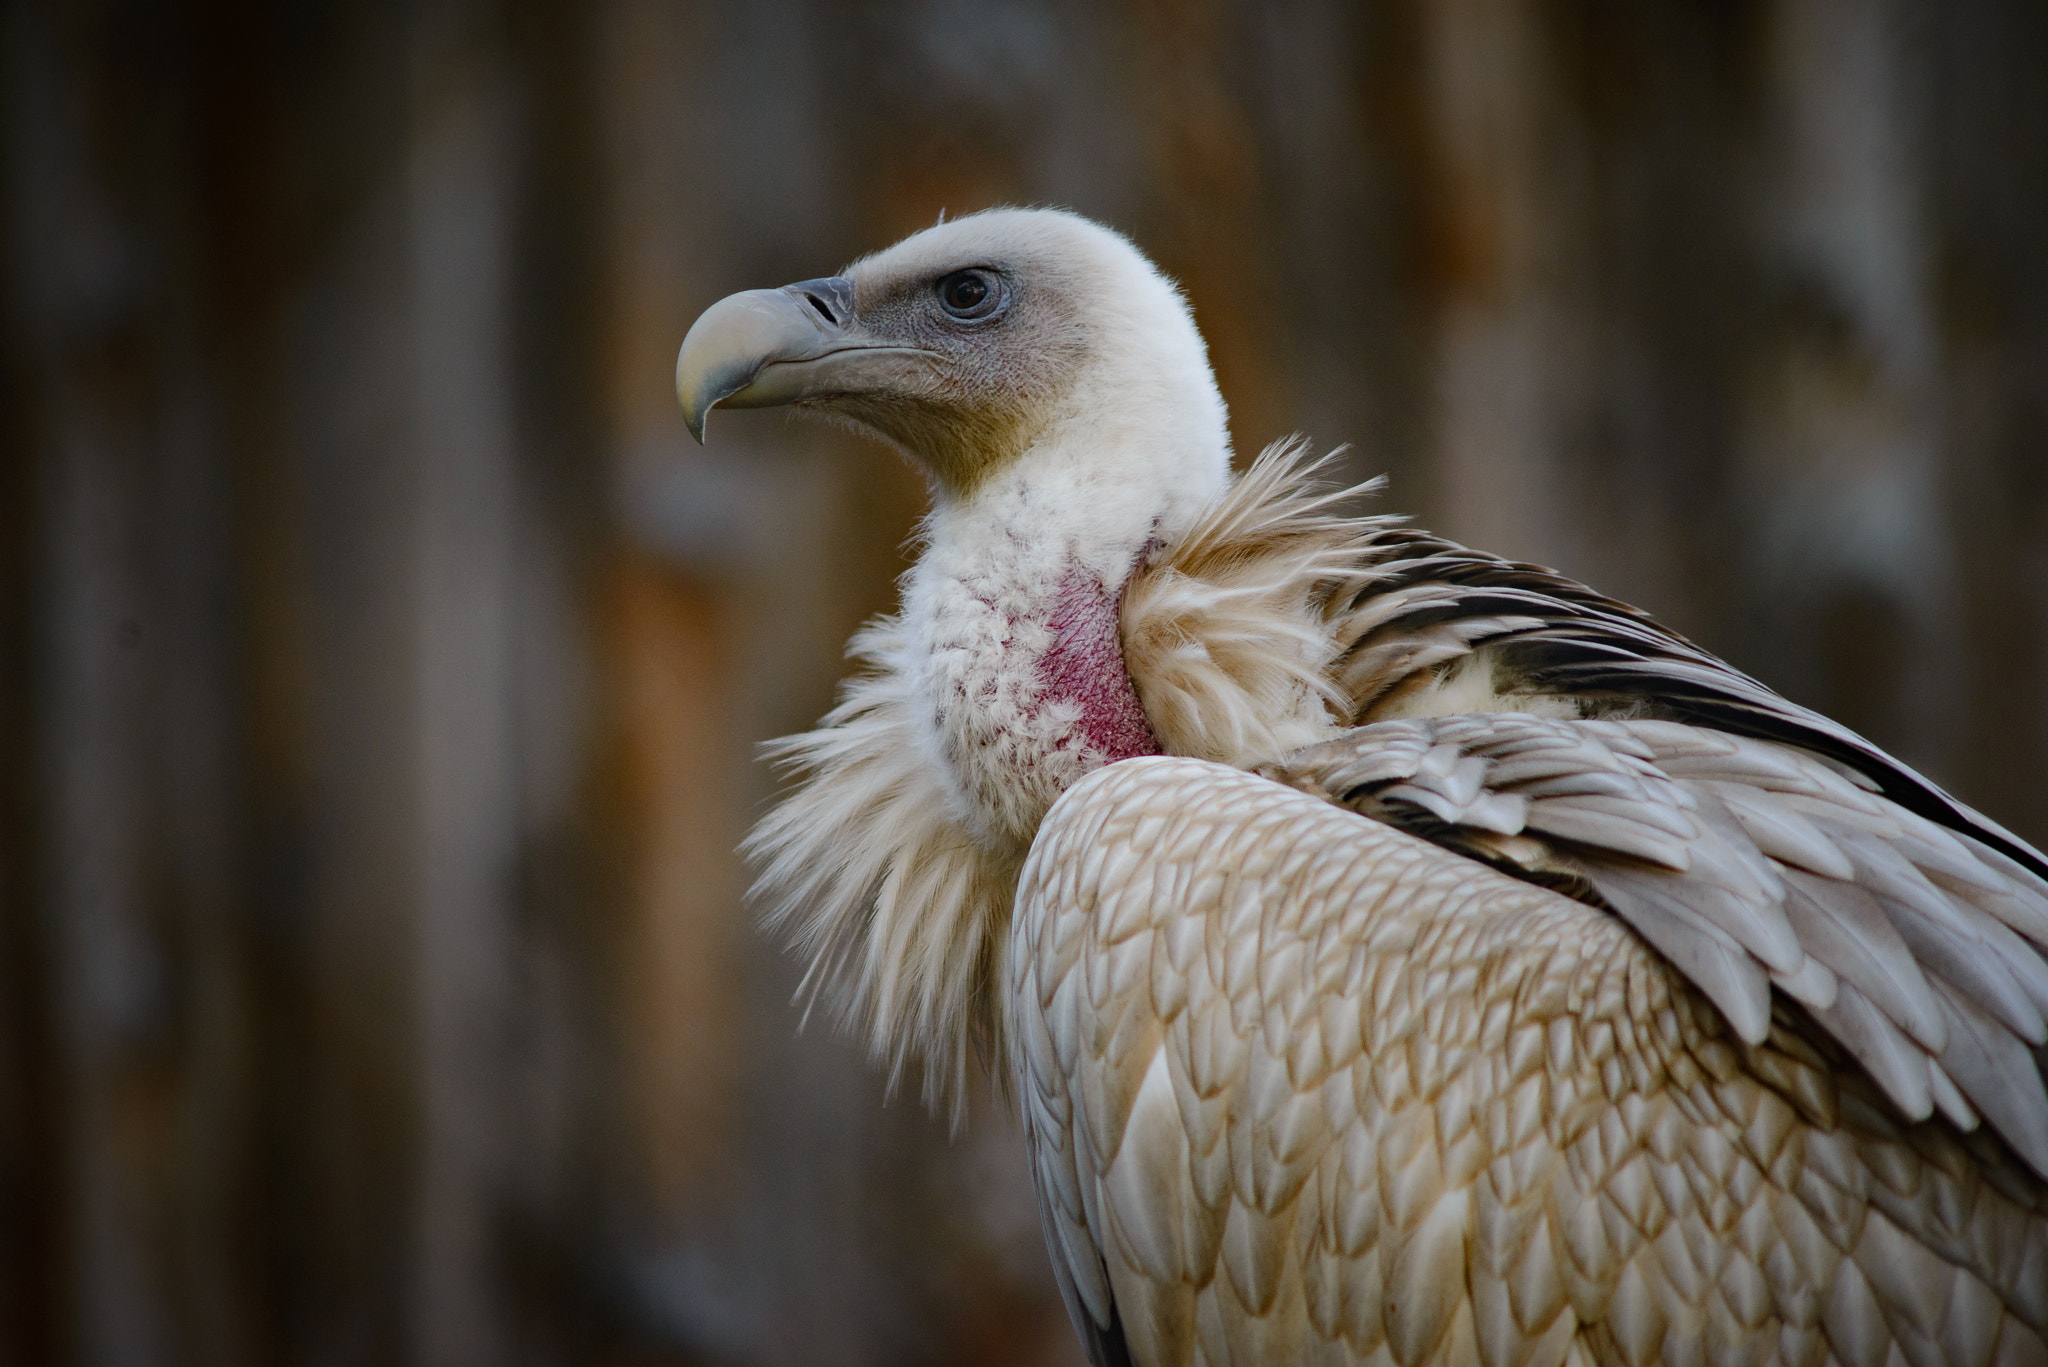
[937,269,1001,320]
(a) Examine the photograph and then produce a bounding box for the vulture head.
[676,207,1230,504]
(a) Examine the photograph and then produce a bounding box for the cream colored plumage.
[1018,758,2048,1367]
[674,208,2048,1366]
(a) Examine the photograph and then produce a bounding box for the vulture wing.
[1263,714,2048,1178]
[1011,756,2048,1367]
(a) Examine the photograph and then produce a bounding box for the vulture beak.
[674,276,939,442]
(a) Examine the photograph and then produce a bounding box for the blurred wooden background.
[3,0,2045,1363]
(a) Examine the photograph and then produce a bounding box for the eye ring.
[936,269,1003,321]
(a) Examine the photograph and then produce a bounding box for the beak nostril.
[782,276,855,331]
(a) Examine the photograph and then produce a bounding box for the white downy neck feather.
[744,439,1390,1117]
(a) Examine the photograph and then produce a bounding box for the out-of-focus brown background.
[3,0,2045,1363]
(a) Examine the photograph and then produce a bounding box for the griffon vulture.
[674,208,2048,1367]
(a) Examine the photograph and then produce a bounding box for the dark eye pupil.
[943,273,989,311]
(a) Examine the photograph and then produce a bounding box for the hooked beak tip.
[675,280,856,447]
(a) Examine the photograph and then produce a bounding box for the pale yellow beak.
[674,275,941,442]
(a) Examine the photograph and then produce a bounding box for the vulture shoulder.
[1010,755,2048,1367]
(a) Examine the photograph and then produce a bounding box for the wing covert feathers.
[1170,442,2048,883]
[1012,757,2048,1367]
[1263,715,2048,1180]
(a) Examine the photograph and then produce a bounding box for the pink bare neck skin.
[1035,566,1161,762]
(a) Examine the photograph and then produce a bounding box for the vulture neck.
[747,429,1365,1118]
[906,406,1231,854]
